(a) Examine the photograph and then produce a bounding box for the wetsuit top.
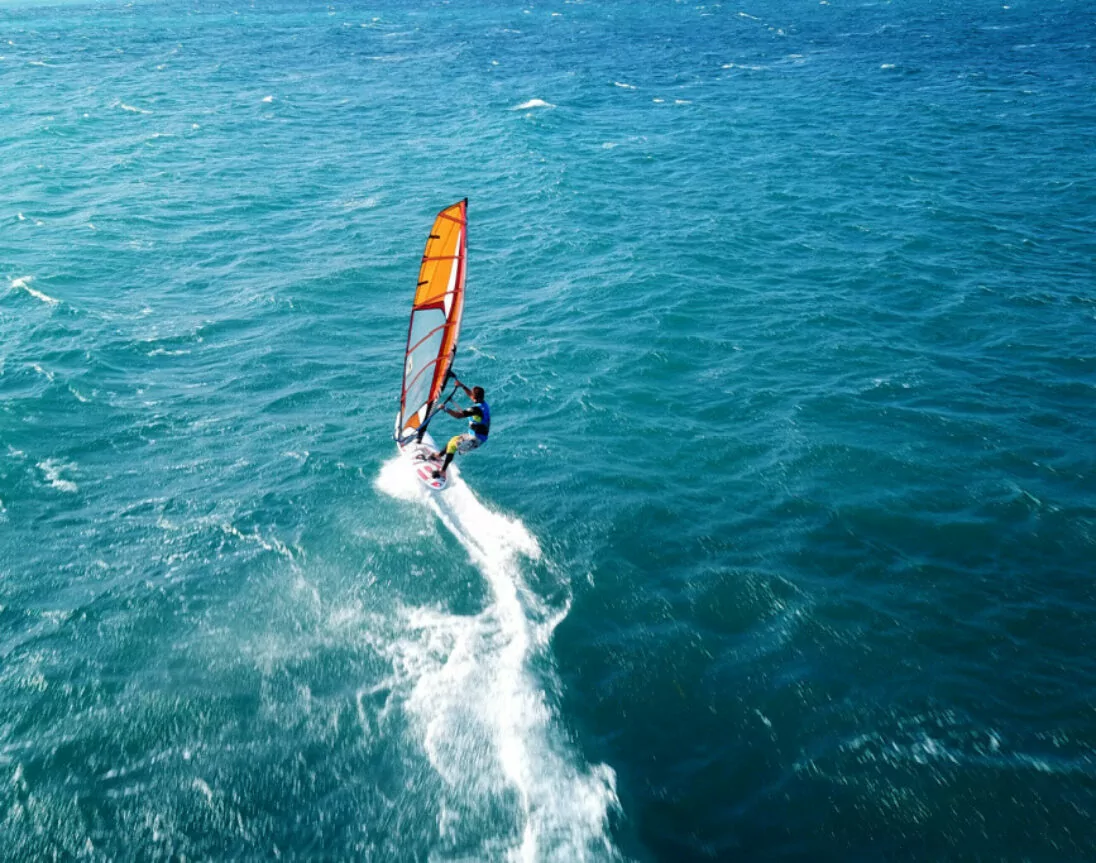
[468,401,490,441]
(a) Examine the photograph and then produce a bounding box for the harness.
[469,401,490,441]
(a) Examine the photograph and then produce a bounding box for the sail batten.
[395,200,468,443]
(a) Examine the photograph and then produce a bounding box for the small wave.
[38,459,78,493]
[512,98,554,110]
[119,102,151,114]
[340,196,378,210]
[11,276,58,305]
[220,523,296,560]
[612,81,636,89]
[465,345,496,361]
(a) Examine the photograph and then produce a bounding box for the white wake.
[375,455,619,862]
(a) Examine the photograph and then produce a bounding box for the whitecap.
[612,81,636,89]
[512,98,554,110]
[262,95,273,103]
[11,276,58,305]
[192,778,214,804]
[38,459,78,493]
[119,102,151,114]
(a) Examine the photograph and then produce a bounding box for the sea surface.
[2,0,1095,859]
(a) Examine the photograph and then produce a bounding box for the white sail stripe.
[444,228,461,318]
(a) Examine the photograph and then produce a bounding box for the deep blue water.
[2,0,1095,859]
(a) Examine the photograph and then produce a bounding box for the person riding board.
[430,382,490,479]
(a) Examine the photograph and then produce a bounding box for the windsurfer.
[431,383,490,479]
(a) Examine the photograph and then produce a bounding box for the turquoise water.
[2,0,1095,859]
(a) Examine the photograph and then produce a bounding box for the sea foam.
[375,455,620,860]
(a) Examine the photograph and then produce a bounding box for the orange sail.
[396,199,467,443]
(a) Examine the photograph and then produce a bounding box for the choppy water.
[2,0,1095,859]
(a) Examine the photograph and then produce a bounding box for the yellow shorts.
[446,434,484,456]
